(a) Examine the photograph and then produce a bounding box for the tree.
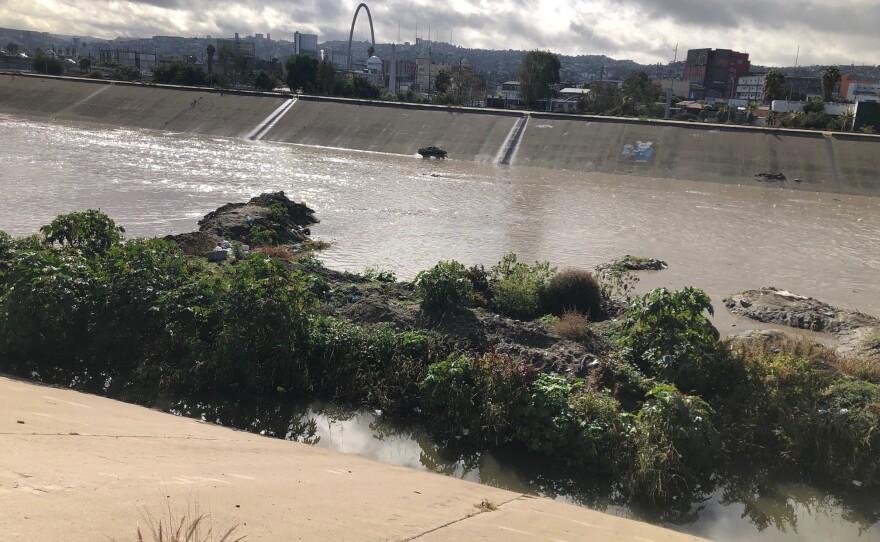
[79,57,91,72]
[253,70,278,91]
[434,69,452,93]
[821,65,841,102]
[367,45,375,58]
[6,42,19,54]
[841,109,855,132]
[621,71,660,106]
[285,54,319,93]
[762,69,785,103]
[32,52,64,75]
[516,50,561,109]
[718,104,731,123]
[152,62,206,86]
[745,101,758,125]
[206,44,215,74]
[315,60,336,94]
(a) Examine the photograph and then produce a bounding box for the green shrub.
[619,287,721,392]
[39,209,124,256]
[540,268,603,318]
[209,255,316,393]
[515,373,582,454]
[307,317,447,414]
[619,385,720,499]
[0,249,102,382]
[489,253,555,320]
[464,264,492,307]
[0,231,12,262]
[415,260,472,314]
[727,339,880,488]
[568,389,626,465]
[420,353,536,444]
[248,225,277,247]
[362,267,396,283]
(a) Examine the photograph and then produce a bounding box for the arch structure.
[347,3,376,72]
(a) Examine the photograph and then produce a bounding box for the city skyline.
[1,0,877,67]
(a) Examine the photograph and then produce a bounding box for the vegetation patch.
[1,206,878,510]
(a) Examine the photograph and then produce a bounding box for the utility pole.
[787,45,799,101]
[665,43,678,119]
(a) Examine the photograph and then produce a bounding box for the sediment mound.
[198,191,318,244]
[725,287,879,360]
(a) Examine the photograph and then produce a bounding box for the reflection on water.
[168,395,880,542]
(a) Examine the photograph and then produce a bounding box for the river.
[2,114,879,540]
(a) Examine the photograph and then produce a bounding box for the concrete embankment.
[3,73,880,196]
[264,95,521,162]
[0,376,708,541]
[0,73,286,138]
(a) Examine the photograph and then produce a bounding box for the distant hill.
[3,26,878,83]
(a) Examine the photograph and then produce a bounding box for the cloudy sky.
[1,0,876,66]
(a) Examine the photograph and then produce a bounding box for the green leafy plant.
[489,253,555,320]
[420,352,537,444]
[40,209,124,256]
[363,267,396,283]
[619,287,720,390]
[415,260,472,314]
[248,225,277,247]
[620,385,720,499]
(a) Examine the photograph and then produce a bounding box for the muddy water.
[2,115,880,539]
[1,115,878,324]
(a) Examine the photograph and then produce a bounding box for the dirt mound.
[725,287,879,360]
[198,191,318,244]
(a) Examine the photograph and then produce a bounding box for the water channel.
[1,115,879,540]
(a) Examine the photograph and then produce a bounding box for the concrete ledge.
[0,376,708,542]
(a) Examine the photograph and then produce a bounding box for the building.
[216,34,255,62]
[840,75,880,101]
[294,32,319,59]
[98,48,157,72]
[415,53,452,92]
[684,48,750,100]
[781,76,823,100]
[735,74,765,101]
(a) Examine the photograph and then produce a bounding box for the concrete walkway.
[0,376,709,541]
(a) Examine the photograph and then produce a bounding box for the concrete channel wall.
[3,74,879,196]
[0,74,286,138]
[263,96,521,163]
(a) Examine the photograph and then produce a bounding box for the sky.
[1,0,877,67]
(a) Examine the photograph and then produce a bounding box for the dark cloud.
[0,0,877,66]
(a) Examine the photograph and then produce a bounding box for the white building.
[294,32,319,59]
[846,81,880,102]
[735,74,765,101]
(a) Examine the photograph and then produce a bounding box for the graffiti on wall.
[620,141,654,163]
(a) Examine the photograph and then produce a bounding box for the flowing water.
[2,114,880,540]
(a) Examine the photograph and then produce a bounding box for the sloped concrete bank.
[0,375,708,541]
[2,73,880,196]
[0,73,286,138]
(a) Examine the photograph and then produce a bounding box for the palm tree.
[718,104,731,123]
[206,44,215,74]
[745,101,758,125]
[841,109,855,132]
[763,69,785,104]
[821,65,841,102]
